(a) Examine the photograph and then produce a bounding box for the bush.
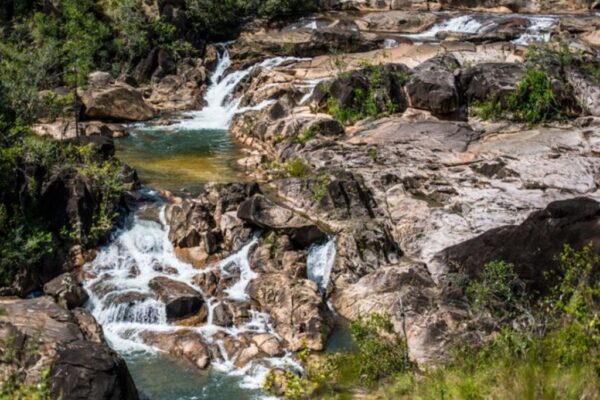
[325,64,407,125]
[464,260,526,319]
[473,68,563,124]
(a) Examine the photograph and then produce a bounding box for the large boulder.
[43,272,89,309]
[138,330,210,369]
[435,197,600,292]
[148,277,204,320]
[237,195,327,248]
[81,83,155,122]
[0,297,138,400]
[405,54,461,115]
[248,273,333,351]
[459,63,526,103]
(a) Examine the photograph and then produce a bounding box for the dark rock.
[51,340,139,400]
[406,54,460,115]
[41,168,96,244]
[237,194,326,248]
[435,197,600,292]
[459,63,526,103]
[0,297,138,400]
[148,276,204,320]
[43,273,89,309]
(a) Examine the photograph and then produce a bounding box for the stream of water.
[85,48,339,399]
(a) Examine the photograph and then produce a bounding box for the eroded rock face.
[237,195,327,248]
[248,273,333,351]
[43,273,89,310]
[82,83,155,122]
[566,67,600,116]
[0,297,138,400]
[435,197,600,292]
[405,54,460,115]
[148,277,205,320]
[138,330,210,369]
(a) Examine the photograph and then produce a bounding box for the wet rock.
[43,272,89,309]
[81,83,155,122]
[212,302,234,327]
[435,197,600,292]
[138,330,210,369]
[148,277,204,320]
[192,270,220,297]
[237,194,327,248]
[405,54,460,115]
[0,297,138,400]
[252,333,284,356]
[248,274,333,351]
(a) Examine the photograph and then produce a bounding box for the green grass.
[266,244,600,400]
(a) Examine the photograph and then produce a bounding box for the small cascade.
[403,15,485,41]
[83,209,298,393]
[403,13,557,45]
[170,48,303,131]
[307,238,337,293]
[511,16,557,45]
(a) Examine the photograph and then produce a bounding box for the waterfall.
[403,15,485,41]
[511,16,557,45]
[169,48,303,131]
[306,238,336,293]
[83,209,298,391]
[403,14,557,45]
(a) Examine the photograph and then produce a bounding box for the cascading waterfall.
[403,13,557,45]
[83,208,298,392]
[306,238,336,293]
[169,48,303,131]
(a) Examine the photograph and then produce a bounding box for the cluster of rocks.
[0,279,138,400]
[164,183,334,352]
[225,26,600,363]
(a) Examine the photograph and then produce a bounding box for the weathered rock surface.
[237,194,326,248]
[248,273,333,351]
[0,297,138,400]
[43,273,89,309]
[435,197,600,292]
[82,83,155,122]
[148,277,205,320]
[566,67,600,116]
[459,63,525,103]
[405,54,460,115]
[138,330,210,369]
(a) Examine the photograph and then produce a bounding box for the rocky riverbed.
[4,0,600,398]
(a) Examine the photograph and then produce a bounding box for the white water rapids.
[83,47,338,397]
[403,13,558,45]
[168,48,303,131]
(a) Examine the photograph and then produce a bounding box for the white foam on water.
[512,16,557,45]
[307,237,336,293]
[403,14,557,45]
[83,207,305,395]
[165,50,304,131]
[403,15,484,41]
[384,38,399,48]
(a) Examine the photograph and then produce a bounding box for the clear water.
[115,126,244,195]
[126,353,266,400]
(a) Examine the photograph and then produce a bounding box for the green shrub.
[473,68,563,124]
[464,260,525,318]
[285,158,311,178]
